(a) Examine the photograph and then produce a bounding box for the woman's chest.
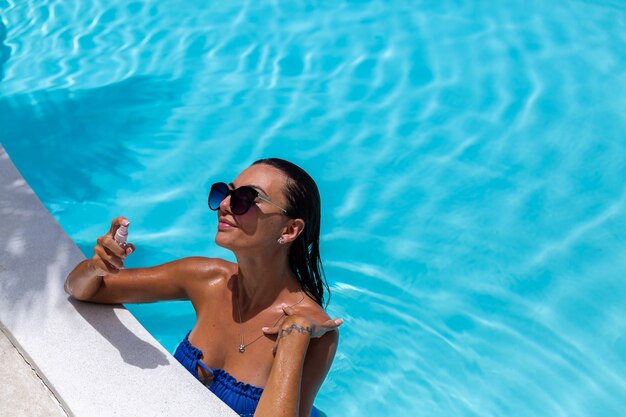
[189,309,281,388]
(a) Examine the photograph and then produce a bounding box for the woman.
[64,158,342,417]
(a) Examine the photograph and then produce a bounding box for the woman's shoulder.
[168,256,237,290]
[298,293,332,322]
[175,256,236,274]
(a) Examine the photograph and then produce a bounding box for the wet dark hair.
[252,158,329,308]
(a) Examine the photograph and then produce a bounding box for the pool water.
[2,0,626,415]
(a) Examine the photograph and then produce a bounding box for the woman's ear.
[279,218,305,244]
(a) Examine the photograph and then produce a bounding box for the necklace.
[234,282,305,354]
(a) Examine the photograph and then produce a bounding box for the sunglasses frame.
[208,182,288,215]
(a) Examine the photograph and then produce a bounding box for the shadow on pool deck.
[69,299,169,370]
[0,145,237,416]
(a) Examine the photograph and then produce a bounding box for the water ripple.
[3,0,626,416]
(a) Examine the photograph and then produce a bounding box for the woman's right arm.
[64,217,221,304]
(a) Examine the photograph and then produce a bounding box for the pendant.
[239,344,245,353]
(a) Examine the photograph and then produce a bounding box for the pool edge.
[0,144,237,417]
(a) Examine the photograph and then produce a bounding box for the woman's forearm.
[64,259,104,300]
[255,324,311,417]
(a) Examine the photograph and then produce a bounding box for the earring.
[277,237,285,245]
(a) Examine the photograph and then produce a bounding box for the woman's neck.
[233,251,301,316]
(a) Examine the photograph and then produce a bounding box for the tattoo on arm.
[279,324,312,339]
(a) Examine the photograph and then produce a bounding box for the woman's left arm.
[299,327,339,416]
[256,309,342,417]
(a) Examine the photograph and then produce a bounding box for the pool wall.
[0,144,236,416]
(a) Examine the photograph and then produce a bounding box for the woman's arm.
[256,310,342,417]
[256,318,312,417]
[298,328,338,416]
[66,258,221,304]
[64,216,226,304]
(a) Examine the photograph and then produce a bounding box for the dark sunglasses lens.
[208,183,228,210]
[230,187,256,215]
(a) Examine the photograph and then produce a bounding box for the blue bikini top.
[173,332,321,417]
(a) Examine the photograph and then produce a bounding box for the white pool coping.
[0,144,237,417]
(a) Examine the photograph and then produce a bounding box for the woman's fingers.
[262,325,280,335]
[328,318,344,327]
[90,253,120,275]
[125,242,135,256]
[98,235,125,258]
[97,236,125,265]
[282,305,296,316]
[262,325,283,355]
[310,318,343,338]
[93,244,124,270]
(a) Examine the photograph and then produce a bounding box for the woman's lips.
[218,220,236,230]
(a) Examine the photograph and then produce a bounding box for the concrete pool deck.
[0,145,237,417]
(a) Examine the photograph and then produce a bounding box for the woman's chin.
[214,233,228,248]
[215,232,237,250]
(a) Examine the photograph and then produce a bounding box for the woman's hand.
[262,306,343,353]
[255,307,342,417]
[65,216,135,300]
[90,216,135,275]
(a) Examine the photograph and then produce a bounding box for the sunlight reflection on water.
[2,0,626,415]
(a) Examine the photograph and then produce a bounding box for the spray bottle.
[114,222,129,248]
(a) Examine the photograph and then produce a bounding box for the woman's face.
[214,164,292,251]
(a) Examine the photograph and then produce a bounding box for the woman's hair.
[253,158,329,307]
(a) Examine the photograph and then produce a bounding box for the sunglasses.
[208,182,288,215]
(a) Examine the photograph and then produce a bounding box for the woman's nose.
[219,193,232,213]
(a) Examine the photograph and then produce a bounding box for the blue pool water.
[2,0,626,415]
